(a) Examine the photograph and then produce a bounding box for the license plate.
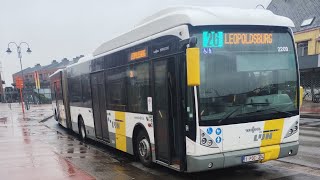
[242,154,264,163]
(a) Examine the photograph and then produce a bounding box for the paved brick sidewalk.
[301,101,320,118]
[0,103,95,180]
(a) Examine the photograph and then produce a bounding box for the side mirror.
[189,37,198,48]
[186,48,200,86]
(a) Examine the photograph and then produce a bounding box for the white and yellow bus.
[50,6,301,172]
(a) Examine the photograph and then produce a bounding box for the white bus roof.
[77,54,93,63]
[93,6,294,56]
[49,69,63,78]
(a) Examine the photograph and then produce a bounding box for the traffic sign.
[15,77,24,89]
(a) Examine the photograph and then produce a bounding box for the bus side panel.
[62,70,72,129]
[107,110,154,155]
[70,106,95,136]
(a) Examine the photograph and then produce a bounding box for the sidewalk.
[300,101,320,118]
[0,103,95,180]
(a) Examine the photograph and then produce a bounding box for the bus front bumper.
[186,141,299,172]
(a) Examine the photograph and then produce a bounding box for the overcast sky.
[0,0,271,85]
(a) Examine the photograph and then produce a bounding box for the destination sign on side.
[130,48,148,61]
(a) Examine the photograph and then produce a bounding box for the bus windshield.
[191,27,298,125]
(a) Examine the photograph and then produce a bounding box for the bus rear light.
[294,126,298,131]
[288,150,293,155]
[289,129,293,134]
[207,140,213,146]
[208,162,213,168]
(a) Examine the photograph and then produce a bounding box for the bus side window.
[106,67,127,111]
[81,74,91,108]
[127,62,150,113]
[69,76,82,103]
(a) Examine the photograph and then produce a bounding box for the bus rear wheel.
[78,117,86,141]
[54,110,58,121]
[136,130,153,167]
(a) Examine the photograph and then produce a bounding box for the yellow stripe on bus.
[260,119,284,162]
[115,111,126,152]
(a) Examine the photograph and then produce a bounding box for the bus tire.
[54,110,58,121]
[78,117,86,141]
[136,130,153,167]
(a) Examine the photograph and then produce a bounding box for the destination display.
[203,31,274,48]
[198,30,294,56]
[130,48,148,61]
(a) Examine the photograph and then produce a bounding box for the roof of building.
[12,56,82,76]
[267,0,320,32]
[93,6,294,57]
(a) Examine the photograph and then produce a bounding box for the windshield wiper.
[253,107,296,116]
[227,107,295,119]
[218,102,270,124]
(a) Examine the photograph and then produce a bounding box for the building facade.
[0,73,3,102]
[11,55,83,103]
[268,0,320,102]
[0,61,3,102]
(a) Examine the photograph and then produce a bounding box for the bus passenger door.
[91,72,109,141]
[153,57,179,166]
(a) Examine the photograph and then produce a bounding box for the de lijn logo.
[203,31,224,48]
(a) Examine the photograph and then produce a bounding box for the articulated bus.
[50,7,302,172]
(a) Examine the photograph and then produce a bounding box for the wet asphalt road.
[42,116,320,180]
[1,103,320,180]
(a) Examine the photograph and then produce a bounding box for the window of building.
[106,67,127,111]
[127,62,150,113]
[297,41,308,56]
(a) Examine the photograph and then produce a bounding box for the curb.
[39,115,54,123]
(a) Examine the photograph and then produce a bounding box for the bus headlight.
[199,129,218,148]
[201,138,207,144]
[284,122,299,139]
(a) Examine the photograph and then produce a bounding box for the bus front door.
[153,57,179,166]
[91,72,109,141]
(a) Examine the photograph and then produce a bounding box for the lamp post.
[6,42,32,113]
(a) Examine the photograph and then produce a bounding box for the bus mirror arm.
[179,37,198,50]
[188,37,198,48]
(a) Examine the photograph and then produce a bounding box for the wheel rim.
[139,138,150,159]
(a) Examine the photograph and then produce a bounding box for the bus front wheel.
[136,130,153,167]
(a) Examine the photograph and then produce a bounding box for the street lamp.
[6,42,32,113]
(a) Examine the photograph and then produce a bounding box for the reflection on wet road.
[44,117,320,180]
[1,103,320,180]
